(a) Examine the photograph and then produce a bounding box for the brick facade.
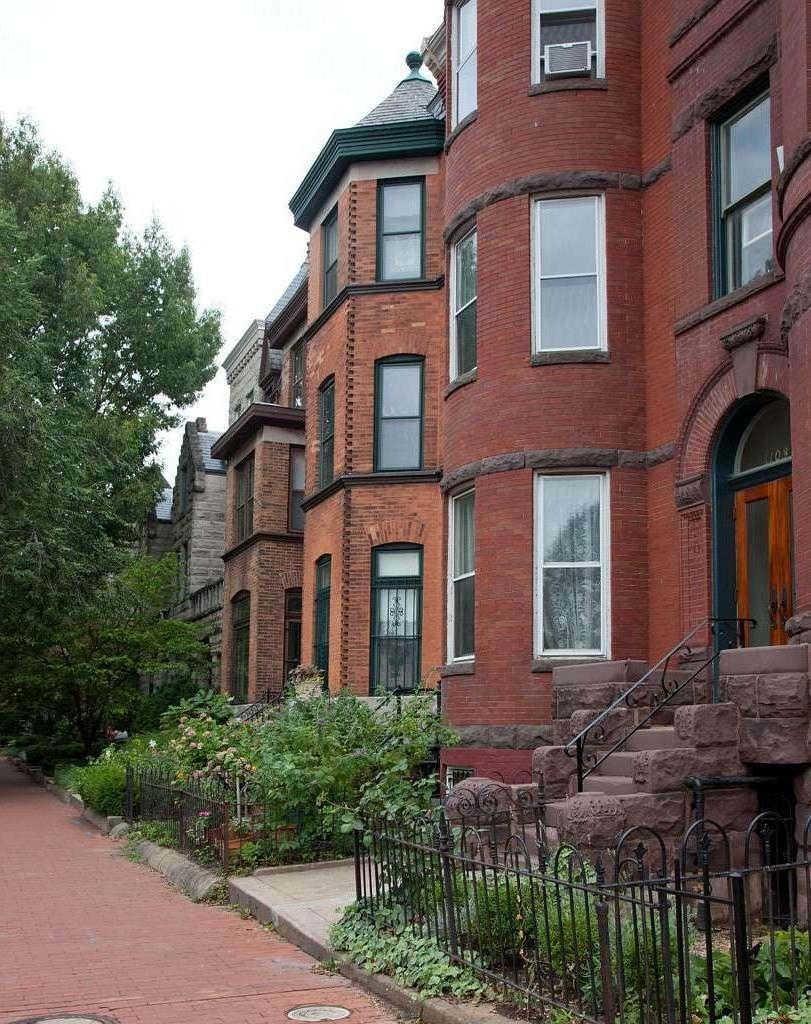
[214,2,811,782]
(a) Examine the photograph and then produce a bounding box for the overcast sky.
[0,0,440,482]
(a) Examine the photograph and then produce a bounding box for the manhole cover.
[287,1007,351,1021]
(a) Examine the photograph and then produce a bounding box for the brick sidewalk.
[0,760,399,1024]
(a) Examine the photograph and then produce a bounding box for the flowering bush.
[165,711,259,785]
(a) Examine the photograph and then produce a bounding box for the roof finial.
[403,50,427,81]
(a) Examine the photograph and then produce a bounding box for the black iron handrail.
[564,617,755,792]
[235,687,282,723]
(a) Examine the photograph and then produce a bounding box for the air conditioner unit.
[544,40,592,77]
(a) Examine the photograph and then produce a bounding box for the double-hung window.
[234,454,255,544]
[716,92,773,295]
[322,208,338,306]
[453,0,477,125]
[535,474,609,656]
[534,195,606,353]
[533,0,602,82]
[231,592,251,702]
[290,341,305,408]
[451,228,477,379]
[283,588,302,685]
[370,545,423,693]
[449,490,475,661]
[318,377,335,488]
[288,446,305,532]
[313,556,331,682]
[378,179,424,281]
[375,357,423,471]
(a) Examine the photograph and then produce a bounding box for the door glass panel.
[746,497,771,647]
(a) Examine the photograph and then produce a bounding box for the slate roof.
[356,75,440,127]
[154,486,173,522]
[197,431,226,473]
[265,261,309,328]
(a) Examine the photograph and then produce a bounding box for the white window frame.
[531,0,605,84]
[452,0,478,127]
[532,193,607,354]
[447,488,475,663]
[533,472,610,658]
[449,226,477,381]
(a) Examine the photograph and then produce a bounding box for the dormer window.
[533,0,603,83]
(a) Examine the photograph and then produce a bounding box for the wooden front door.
[735,477,793,646]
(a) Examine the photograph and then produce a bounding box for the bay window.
[449,490,475,661]
[318,377,335,488]
[453,0,477,125]
[451,228,477,379]
[322,207,338,305]
[375,356,423,471]
[234,454,254,544]
[377,179,424,282]
[534,195,606,353]
[535,473,609,656]
[716,92,773,295]
[231,592,250,702]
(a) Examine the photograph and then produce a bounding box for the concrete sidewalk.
[229,861,356,960]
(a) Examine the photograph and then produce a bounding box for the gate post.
[438,814,459,957]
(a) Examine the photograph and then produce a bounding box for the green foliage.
[160,689,235,729]
[73,755,127,816]
[130,678,205,733]
[7,554,206,753]
[331,902,488,1000]
[0,116,220,742]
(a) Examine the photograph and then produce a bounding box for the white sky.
[0,0,440,483]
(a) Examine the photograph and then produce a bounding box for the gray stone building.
[223,320,264,424]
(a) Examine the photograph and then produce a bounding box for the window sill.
[529,78,608,96]
[531,349,609,366]
[531,655,607,673]
[674,269,784,336]
[444,368,478,398]
[445,110,478,152]
[440,660,476,677]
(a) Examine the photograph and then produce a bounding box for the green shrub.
[130,678,203,732]
[73,757,127,815]
[160,689,234,729]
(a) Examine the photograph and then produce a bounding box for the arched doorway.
[713,394,793,646]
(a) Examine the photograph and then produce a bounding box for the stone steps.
[626,725,678,750]
[582,774,636,796]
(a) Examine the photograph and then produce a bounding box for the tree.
[0,118,221,652]
[8,556,207,755]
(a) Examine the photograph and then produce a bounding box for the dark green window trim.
[322,207,339,307]
[283,587,302,685]
[313,556,331,683]
[234,454,255,545]
[369,544,423,694]
[711,85,772,300]
[376,177,426,283]
[374,355,425,472]
[231,591,251,702]
[318,376,335,488]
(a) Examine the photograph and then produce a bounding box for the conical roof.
[356,52,440,127]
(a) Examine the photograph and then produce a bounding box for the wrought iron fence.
[125,766,353,872]
[352,788,811,1024]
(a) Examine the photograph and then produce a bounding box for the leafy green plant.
[331,902,488,999]
[160,689,234,729]
[73,756,127,815]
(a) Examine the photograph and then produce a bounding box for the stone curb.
[253,857,353,877]
[228,876,512,1024]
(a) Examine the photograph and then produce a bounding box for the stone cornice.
[222,530,304,563]
[300,469,442,513]
[671,35,775,137]
[444,170,642,244]
[440,444,676,492]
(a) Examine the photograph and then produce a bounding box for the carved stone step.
[626,726,678,750]
[598,751,637,775]
[582,774,636,796]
